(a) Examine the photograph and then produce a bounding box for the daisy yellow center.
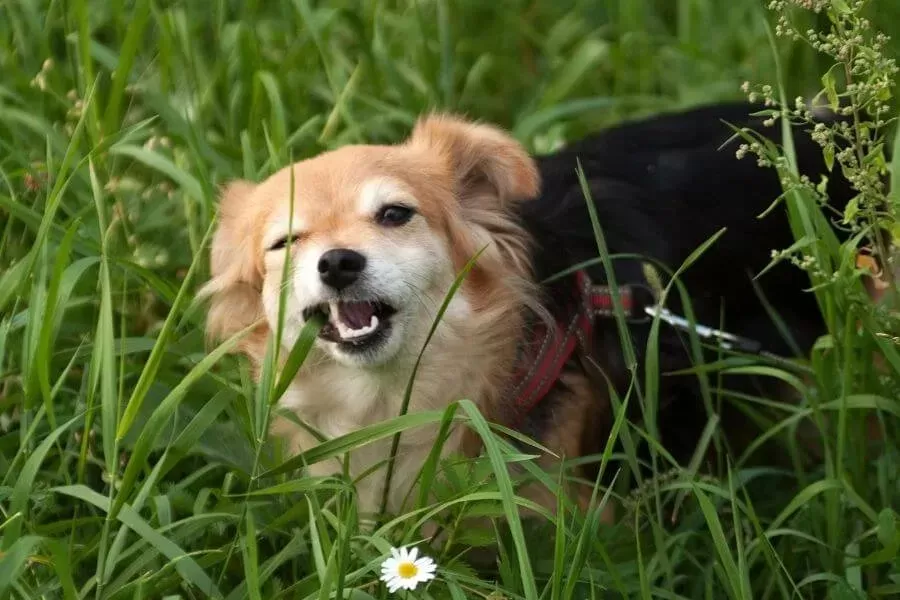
[398,562,418,578]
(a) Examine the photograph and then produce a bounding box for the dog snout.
[317,248,367,290]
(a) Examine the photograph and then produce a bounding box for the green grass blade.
[102,0,152,134]
[241,509,262,600]
[116,220,216,441]
[107,144,205,203]
[380,246,485,516]
[0,535,43,595]
[96,231,118,476]
[272,314,324,403]
[261,410,455,478]
[456,399,538,600]
[1,413,81,550]
[52,485,223,598]
[111,321,258,518]
[693,483,746,600]
[891,114,900,212]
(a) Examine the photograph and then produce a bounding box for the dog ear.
[199,180,267,346]
[407,114,540,284]
[408,114,540,207]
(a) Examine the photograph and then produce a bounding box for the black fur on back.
[517,102,858,478]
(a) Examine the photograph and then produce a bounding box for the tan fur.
[515,369,615,523]
[201,180,270,358]
[201,114,597,520]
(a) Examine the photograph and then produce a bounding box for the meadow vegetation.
[1,0,899,598]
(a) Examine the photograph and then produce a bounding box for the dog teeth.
[334,314,380,340]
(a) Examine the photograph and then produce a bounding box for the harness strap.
[509,271,653,420]
[508,269,780,424]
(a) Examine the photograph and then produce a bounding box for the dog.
[200,102,854,522]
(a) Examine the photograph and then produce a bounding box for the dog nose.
[317,248,367,290]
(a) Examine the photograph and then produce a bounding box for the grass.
[1,0,899,598]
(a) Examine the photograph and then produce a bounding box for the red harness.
[508,271,645,422]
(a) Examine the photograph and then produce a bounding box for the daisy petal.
[381,545,439,594]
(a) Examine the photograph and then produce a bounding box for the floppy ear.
[408,114,540,208]
[408,115,540,280]
[199,180,267,347]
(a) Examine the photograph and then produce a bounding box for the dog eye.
[376,204,415,227]
[267,235,298,251]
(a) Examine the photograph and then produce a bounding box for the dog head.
[202,115,541,369]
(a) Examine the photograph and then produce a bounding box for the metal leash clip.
[643,305,763,354]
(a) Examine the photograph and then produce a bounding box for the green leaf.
[95,231,119,475]
[890,101,900,211]
[2,413,81,550]
[261,410,455,478]
[539,38,609,108]
[770,479,844,531]
[455,400,538,600]
[45,539,78,600]
[877,509,898,548]
[112,321,256,518]
[381,245,486,516]
[843,195,860,224]
[823,144,835,172]
[0,254,31,316]
[103,0,152,133]
[0,535,43,595]
[693,484,747,600]
[255,71,287,149]
[52,485,223,598]
[831,0,852,14]
[108,144,204,202]
[821,68,840,111]
[240,477,346,497]
[116,219,216,441]
[161,390,236,474]
[35,220,82,426]
[272,314,324,403]
[241,509,262,600]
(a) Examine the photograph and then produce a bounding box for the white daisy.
[379,545,437,593]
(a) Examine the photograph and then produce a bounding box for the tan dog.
[201,116,601,519]
[202,103,864,527]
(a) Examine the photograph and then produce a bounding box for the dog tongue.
[337,301,375,330]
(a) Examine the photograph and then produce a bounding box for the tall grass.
[0,0,898,598]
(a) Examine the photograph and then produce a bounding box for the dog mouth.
[302,299,397,349]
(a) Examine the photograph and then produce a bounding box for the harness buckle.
[585,282,657,324]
